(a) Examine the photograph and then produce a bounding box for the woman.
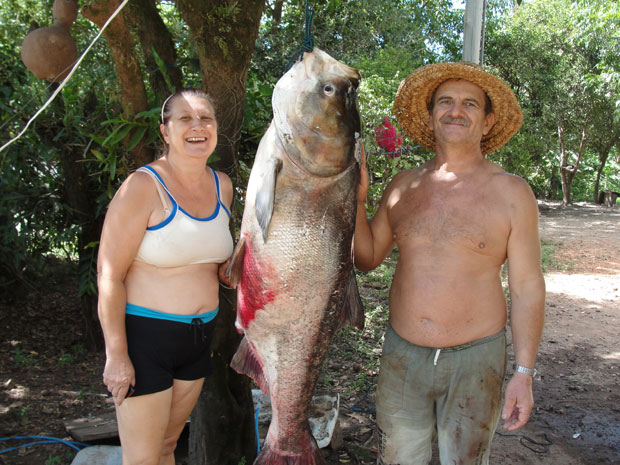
[97,89,233,465]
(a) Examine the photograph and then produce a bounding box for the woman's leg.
[115,388,173,465]
[159,378,205,465]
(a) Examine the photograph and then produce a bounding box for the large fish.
[228,48,364,465]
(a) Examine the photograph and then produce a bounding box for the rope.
[0,0,131,157]
[286,0,315,70]
[0,435,90,455]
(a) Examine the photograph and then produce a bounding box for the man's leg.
[376,325,435,465]
[435,333,507,465]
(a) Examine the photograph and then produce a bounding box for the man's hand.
[501,373,534,430]
[358,145,369,203]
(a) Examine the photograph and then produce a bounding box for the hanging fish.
[228,47,364,465]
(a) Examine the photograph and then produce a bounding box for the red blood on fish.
[237,238,276,329]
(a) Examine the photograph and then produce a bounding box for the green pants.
[376,324,507,465]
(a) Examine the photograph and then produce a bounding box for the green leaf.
[127,126,148,151]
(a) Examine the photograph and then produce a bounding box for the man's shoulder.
[487,169,538,217]
[388,161,430,186]
[490,169,534,196]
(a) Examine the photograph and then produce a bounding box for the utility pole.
[462,0,486,64]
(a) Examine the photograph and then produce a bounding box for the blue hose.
[254,405,261,455]
[0,435,90,455]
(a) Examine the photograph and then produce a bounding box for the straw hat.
[393,62,523,154]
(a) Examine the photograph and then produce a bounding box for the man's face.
[428,79,495,150]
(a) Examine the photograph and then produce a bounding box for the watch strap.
[515,364,537,377]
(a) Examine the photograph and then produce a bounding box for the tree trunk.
[81,0,155,169]
[188,288,257,465]
[593,149,610,204]
[559,120,588,206]
[558,124,572,205]
[124,0,184,98]
[175,1,266,463]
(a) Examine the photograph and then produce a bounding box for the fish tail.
[254,433,326,465]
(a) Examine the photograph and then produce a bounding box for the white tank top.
[133,166,234,267]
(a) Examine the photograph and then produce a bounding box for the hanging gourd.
[20,0,78,82]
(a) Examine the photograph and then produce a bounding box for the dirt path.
[491,201,620,465]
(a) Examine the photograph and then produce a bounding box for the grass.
[541,238,564,272]
[12,347,38,366]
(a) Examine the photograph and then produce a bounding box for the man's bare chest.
[389,181,510,255]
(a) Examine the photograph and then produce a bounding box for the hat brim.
[393,62,523,155]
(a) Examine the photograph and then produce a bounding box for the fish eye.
[323,84,335,96]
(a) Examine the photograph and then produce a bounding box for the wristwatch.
[514,364,537,377]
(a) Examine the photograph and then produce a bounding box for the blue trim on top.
[141,165,229,223]
[212,168,231,217]
[126,302,218,324]
[178,202,219,221]
[140,166,178,231]
[146,201,178,231]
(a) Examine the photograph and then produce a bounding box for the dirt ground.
[0,200,619,465]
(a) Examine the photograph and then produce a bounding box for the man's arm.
[501,177,546,430]
[354,148,397,271]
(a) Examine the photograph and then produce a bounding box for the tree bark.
[174,1,266,463]
[559,120,588,206]
[81,0,155,168]
[124,0,184,98]
[188,288,257,465]
[593,149,610,204]
[558,124,571,205]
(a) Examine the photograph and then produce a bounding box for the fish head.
[273,48,361,177]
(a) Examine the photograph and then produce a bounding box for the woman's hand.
[218,259,233,288]
[103,355,135,406]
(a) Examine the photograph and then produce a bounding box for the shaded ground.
[1,200,619,464]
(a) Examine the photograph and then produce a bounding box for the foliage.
[485,0,620,202]
[0,1,121,296]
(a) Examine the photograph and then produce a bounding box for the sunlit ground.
[544,272,619,305]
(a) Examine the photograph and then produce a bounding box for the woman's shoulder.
[109,167,161,211]
[211,169,233,207]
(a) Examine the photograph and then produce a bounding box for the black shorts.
[125,313,216,397]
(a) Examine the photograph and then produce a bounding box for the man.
[354,62,545,465]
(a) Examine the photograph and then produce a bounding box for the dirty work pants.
[376,324,507,465]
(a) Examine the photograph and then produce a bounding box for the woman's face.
[160,94,218,160]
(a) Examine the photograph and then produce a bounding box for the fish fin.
[255,157,282,242]
[255,429,325,465]
[338,269,365,330]
[230,337,270,395]
[227,236,246,288]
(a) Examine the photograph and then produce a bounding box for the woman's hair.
[160,88,216,125]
